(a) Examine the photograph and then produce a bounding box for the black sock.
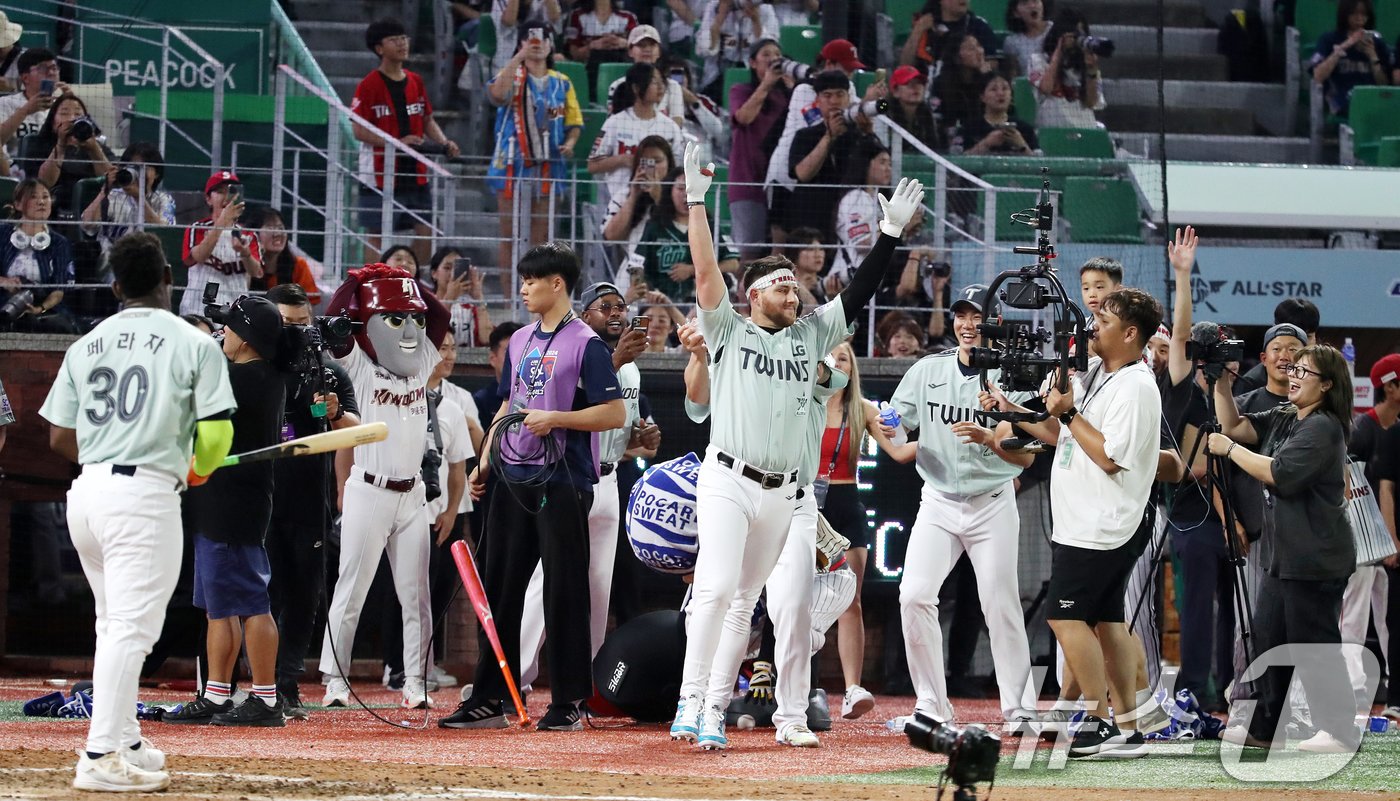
[86,751,107,760]
[128,742,142,751]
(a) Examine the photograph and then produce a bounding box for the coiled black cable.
[487,410,569,513]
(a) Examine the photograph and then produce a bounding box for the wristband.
[1058,407,1078,426]
[330,408,345,422]
[686,201,706,209]
[1226,442,1237,459]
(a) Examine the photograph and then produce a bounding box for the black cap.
[1262,322,1307,350]
[950,284,989,315]
[225,296,283,361]
[810,69,849,94]
[579,281,624,311]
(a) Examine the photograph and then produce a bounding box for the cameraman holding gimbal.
[264,283,361,718]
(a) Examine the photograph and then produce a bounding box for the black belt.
[716,451,797,489]
[362,471,417,493]
[599,462,616,477]
[113,465,138,476]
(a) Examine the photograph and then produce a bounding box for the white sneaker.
[1297,730,1354,754]
[670,693,702,742]
[428,664,458,689]
[841,685,875,720]
[776,723,820,748]
[698,703,728,750]
[322,677,350,708]
[122,738,164,772]
[401,677,433,710]
[74,752,170,793]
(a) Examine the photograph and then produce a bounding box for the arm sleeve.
[191,417,234,476]
[580,337,625,404]
[181,224,202,267]
[589,116,618,160]
[837,232,901,326]
[695,4,719,56]
[667,80,686,120]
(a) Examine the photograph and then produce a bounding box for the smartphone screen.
[669,69,685,84]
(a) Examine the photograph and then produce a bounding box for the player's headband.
[748,268,798,293]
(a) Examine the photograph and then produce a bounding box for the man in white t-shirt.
[0,48,64,163]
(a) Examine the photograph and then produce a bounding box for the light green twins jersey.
[696,294,849,473]
[597,360,642,464]
[40,307,236,482]
[686,365,847,487]
[889,349,1033,497]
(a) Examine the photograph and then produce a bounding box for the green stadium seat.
[1293,0,1340,50]
[1012,76,1036,121]
[852,69,877,97]
[885,0,925,44]
[575,107,607,162]
[977,182,1039,243]
[0,177,16,209]
[1378,0,1400,44]
[722,66,752,108]
[779,25,822,66]
[1377,136,1400,167]
[555,60,591,106]
[1038,127,1114,158]
[970,0,1006,24]
[982,171,1065,194]
[475,14,497,57]
[72,177,106,219]
[1063,177,1144,244]
[1344,86,1400,165]
[704,164,731,234]
[597,62,631,108]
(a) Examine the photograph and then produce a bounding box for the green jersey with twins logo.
[889,350,1033,496]
[597,360,642,464]
[696,295,851,474]
[39,307,237,482]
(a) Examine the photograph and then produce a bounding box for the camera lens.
[71,117,95,142]
[113,167,135,188]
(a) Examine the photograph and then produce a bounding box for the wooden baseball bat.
[219,422,389,467]
[450,539,530,726]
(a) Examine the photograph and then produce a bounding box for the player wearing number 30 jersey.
[40,232,236,793]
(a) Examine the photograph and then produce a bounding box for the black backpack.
[1218,8,1270,83]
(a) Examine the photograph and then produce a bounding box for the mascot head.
[325,263,449,377]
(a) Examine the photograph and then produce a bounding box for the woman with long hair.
[20,93,115,216]
[601,134,675,257]
[1310,0,1391,117]
[0,179,75,331]
[78,141,176,265]
[245,207,323,305]
[636,166,738,303]
[1208,345,1361,753]
[1031,7,1105,128]
[960,73,1038,155]
[589,62,685,204]
[932,34,996,132]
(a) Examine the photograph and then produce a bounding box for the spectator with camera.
[0,178,74,332]
[1003,0,1052,76]
[0,49,65,163]
[901,0,999,75]
[78,142,176,267]
[1208,345,1361,753]
[932,34,998,132]
[1310,0,1391,118]
[19,93,114,216]
[566,0,638,98]
[638,167,740,304]
[786,70,884,248]
[695,0,780,102]
[244,206,322,306]
[180,171,263,316]
[885,66,945,152]
[728,39,792,257]
[605,26,685,124]
[1029,8,1107,129]
[262,283,360,718]
[164,296,290,727]
[590,63,685,205]
[881,243,953,349]
[352,19,460,265]
[601,134,676,257]
[959,73,1037,154]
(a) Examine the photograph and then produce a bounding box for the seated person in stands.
[601,134,676,257]
[1003,0,1053,76]
[665,58,727,160]
[900,0,1000,75]
[784,227,830,307]
[875,310,927,358]
[606,25,685,124]
[0,179,76,332]
[1029,7,1105,129]
[879,240,954,350]
[1310,0,1391,118]
[19,94,115,217]
[694,0,780,102]
[932,33,998,133]
[959,73,1038,154]
[78,141,176,270]
[885,66,946,151]
[638,166,739,304]
[566,0,637,96]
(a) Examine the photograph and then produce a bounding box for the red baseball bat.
[449,539,529,725]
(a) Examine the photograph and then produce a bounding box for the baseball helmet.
[626,452,701,575]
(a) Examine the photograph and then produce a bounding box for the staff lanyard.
[511,311,575,399]
[823,407,849,479]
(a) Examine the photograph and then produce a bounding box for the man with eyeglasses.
[0,48,65,159]
[517,282,659,697]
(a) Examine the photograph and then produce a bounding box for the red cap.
[890,65,925,88]
[1371,353,1400,389]
[819,39,866,71]
[204,170,241,194]
[358,275,429,315]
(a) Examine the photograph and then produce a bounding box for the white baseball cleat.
[776,723,821,748]
[74,751,170,793]
[322,677,351,708]
[841,685,875,719]
[122,738,164,772]
[401,677,434,710]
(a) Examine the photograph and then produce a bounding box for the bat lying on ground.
[220,422,389,467]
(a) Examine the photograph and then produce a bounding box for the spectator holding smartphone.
[959,73,1037,154]
[180,170,263,315]
[728,39,792,258]
[0,49,65,162]
[426,245,495,346]
[589,63,685,204]
[601,135,675,256]
[79,142,176,267]
[695,0,780,101]
[1310,0,1391,118]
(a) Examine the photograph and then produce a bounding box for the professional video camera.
[904,712,1000,801]
[968,169,1089,406]
[1185,321,1244,381]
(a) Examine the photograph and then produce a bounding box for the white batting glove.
[683,142,714,205]
[877,177,926,238]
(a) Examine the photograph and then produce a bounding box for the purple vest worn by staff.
[501,318,601,473]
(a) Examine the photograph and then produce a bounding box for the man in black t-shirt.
[263,284,362,716]
[786,70,882,249]
[166,297,289,726]
[1232,299,1317,397]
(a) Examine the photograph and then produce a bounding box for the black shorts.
[820,482,870,549]
[1046,537,1138,625]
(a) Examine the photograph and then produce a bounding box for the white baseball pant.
[763,486,817,732]
[320,469,431,682]
[1341,564,1390,699]
[901,483,1036,721]
[810,567,858,653]
[682,447,798,713]
[1124,505,1167,692]
[67,465,183,756]
[520,470,620,686]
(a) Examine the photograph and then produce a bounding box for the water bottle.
[1342,337,1356,366]
[878,401,901,430]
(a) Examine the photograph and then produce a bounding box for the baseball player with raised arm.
[670,142,922,750]
[40,232,236,792]
[319,264,450,711]
[884,284,1039,727]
